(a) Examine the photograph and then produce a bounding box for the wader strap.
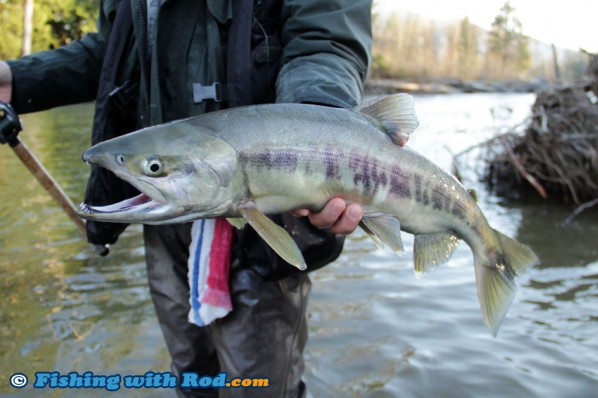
[226,0,254,107]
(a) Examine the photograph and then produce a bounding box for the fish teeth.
[79,203,96,214]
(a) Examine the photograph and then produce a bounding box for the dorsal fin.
[354,94,419,147]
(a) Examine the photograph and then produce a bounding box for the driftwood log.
[485,52,598,211]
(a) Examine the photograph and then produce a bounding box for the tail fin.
[495,230,540,276]
[474,230,540,336]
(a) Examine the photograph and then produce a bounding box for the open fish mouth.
[78,193,166,218]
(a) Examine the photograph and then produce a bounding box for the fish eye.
[144,157,164,176]
[116,154,125,164]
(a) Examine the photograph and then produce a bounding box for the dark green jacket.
[8,0,371,119]
[7,0,372,276]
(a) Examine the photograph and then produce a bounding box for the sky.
[375,0,598,53]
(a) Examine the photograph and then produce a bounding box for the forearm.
[277,0,372,108]
[277,54,367,108]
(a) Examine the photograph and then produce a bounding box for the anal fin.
[413,232,461,273]
[238,203,307,270]
[359,220,384,250]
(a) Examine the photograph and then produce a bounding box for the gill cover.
[79,119,239,222]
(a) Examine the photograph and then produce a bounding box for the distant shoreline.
[365,78,555,95]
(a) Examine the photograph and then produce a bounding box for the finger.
[307,198,346,229]
[330,203,363,235]
[291,208,310,217]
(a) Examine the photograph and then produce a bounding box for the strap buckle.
[193,82,224,103]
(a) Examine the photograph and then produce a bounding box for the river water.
[0,94,596,397]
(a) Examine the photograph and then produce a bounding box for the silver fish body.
[79,94,539,335]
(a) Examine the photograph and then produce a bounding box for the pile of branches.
[486,84,598,206]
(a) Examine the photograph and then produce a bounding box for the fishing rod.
[0,101,109,256]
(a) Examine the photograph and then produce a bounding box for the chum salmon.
[78,94,539,335]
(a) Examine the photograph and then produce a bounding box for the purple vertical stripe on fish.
[432,186,445,210]
[414,174,423,202]
[451,197,467,219]
[323,146,341,179]
[389,165,411,198]
[348,152,390,194]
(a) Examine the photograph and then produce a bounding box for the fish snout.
[82,150,91,164]
[82,145,105,165]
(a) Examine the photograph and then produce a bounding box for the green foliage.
[486,1,530,77]
[459,18,473,56]
[0,0,99,59]
[0,0,24,59]
[371,53,392,78]
[458,17,479,79]
[44,0,99,47]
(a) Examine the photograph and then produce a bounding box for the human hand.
[0,61,12,103]
[292,198,362,235]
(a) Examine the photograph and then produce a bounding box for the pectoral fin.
[360,214,404,254]
[226,217,247,230]
[238,203,307,270]
[413,232,461,274]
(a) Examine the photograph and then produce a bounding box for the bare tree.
[21,0,34,56]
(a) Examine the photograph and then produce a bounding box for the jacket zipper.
[137,0,151,85]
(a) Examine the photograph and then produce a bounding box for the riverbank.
[365,78,554,95]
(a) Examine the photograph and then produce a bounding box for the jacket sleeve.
[276,0,372,108]
[6,0,117,114]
